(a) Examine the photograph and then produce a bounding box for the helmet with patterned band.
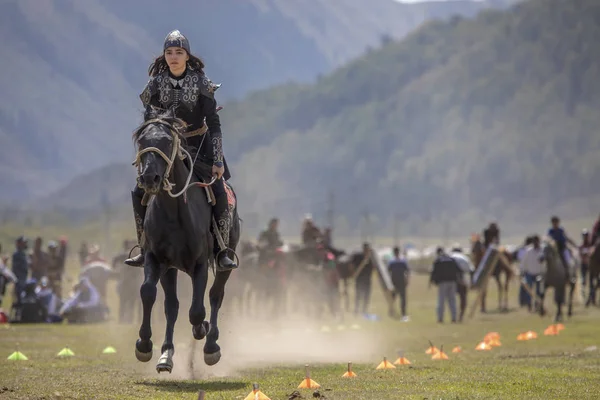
[163,30,191,54]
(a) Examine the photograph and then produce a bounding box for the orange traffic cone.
[342,362,357,378]
[484,332,500,342]
[298,365,321,389]
[525,330,538,340]
[376,357,396,370]
[475,341,492,351]
[425,340,439,355]
[244,383,271,400]
[544,324,561,336]
[393,351,411,365]
[431,345,449,360]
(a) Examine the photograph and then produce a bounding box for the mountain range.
[0,0,515,202]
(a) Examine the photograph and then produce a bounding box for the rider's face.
[164,47,189,75]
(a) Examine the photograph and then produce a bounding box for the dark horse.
[132,109,240,373]
[586,244,600,306]
[539,239,576,322]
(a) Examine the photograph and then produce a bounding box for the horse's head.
[540,239,557,262]
[132,107,187,195]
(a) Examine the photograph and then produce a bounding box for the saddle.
[141,176,237,257]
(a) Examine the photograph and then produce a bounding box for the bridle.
[133,118,216,198]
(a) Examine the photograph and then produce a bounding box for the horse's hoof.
[193,321,210,340]
[555,315,563,323]
[135,339,153,362]
[204,351,221,366]
[156,363,173,373]
[156,348,174,373]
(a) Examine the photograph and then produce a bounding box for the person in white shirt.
[450,245,474,322]
[520,235,546,311]
[60,277,105,323]
[517,236,535,307]
[0,246,17,307]
[35,277,62,322]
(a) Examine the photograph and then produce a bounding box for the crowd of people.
[1,213,598,326]
[0,237,142,325]
[428,215,600,324]
[251,213,600,325]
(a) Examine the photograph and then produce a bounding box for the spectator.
[429,247,462,323]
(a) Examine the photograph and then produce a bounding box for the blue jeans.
[437,281,457,322]
[524,273,543,308]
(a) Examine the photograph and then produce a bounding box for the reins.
[133,118,216,198]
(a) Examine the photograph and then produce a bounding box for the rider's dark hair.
[148,53,205,77]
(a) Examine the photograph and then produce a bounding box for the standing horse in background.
[336,253,355,312]
[227,241,260,317]
[539,239,576,322]
[132,109,240,373]
[471,237,515,312]
[586,244,600,306]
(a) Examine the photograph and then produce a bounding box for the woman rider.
[124,30,237,271]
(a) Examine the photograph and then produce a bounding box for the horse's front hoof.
[156,364,172,373]
[555,315,563,323]
[193,321,210,340]
[204,350,221,366]
[156,348,174,373]
[135,339,153,363]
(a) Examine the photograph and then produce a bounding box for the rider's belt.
[183,123,208,138]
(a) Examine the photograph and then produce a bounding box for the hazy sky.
[396,0,484,2]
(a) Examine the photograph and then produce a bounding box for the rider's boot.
[212,179,237,271]
[125,187,147,267]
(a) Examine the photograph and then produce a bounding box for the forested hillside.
[221,0,600,234]
[0,0,509,201]
[7,0,598,238]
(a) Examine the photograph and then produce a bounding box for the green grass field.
[2,269,600,400]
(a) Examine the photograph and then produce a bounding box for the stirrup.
[125,245,144,267]
[215,248,239,271]
[127,244,141,259]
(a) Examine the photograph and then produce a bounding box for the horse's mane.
[543,237,558,250]
[132,107,188,142]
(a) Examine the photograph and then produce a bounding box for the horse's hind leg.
[587,273,597,307]
[204,270,232,366]
[190,261,209,341]
[480,288,487,313]
[156,268,179,373]
[503,275,510,311]
[539,288,546,317]
[495,276,503,311]
[567,282,575,318]
[136,252,161,362]
[554,286,565,322]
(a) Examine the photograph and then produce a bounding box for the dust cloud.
[149,312,388,380]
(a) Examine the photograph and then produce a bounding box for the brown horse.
[470,236,515,312]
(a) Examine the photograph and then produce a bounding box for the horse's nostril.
[141,173,161,187]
